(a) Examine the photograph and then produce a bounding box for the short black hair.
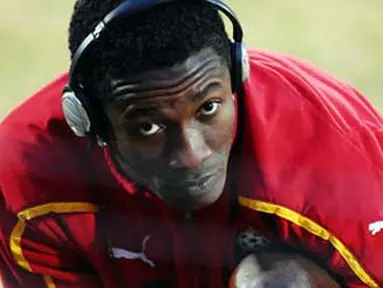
[68,0,231,105]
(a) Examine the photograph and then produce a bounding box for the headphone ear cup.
[62,86,92,137]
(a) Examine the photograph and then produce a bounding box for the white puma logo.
[111,235,155,267]
[369,221,383,236]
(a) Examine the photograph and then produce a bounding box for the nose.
[169,127,212,169]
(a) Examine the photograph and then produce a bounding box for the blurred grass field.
[0,0,382,120]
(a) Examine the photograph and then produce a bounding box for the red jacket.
[0,49,382,287]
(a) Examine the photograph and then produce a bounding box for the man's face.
[105,48,236,212]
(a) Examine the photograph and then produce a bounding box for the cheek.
[106,111,164,161]
[116,136,165,162]
[110,123,165,166]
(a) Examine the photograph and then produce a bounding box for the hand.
[229,254,311,288]
[229,253,341,288]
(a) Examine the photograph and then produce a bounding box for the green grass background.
[0,1,382,120]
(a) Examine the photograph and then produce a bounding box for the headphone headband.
[69,0,244,89]
[63,0,248,143]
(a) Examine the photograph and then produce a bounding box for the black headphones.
[62,0,249,145]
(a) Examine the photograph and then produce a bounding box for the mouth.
[163,170,223,196]
[184,172,219,192]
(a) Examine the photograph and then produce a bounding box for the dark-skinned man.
[0,0,382,287]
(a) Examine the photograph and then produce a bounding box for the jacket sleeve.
[0,125,116,287]
[0,197,117,288]
[237,49,383,287]
[0,81,120,287]
[237,204,377,288]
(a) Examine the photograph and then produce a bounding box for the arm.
[239,50,383,287]
[0,92,118,287]
[0,200,115,288]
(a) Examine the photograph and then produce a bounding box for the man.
[0,0,382,287]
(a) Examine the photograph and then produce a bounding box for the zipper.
[183,212,209,288]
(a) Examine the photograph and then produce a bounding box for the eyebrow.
[192,80,224,101]
[113,71,224,100]
[111,58,226,102]
[120,80,225,117]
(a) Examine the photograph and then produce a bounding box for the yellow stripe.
[238,196,380,288]
[17,202,98,221]
[9,202,99,287]
[43,276,55,288]
[9,219,31,272]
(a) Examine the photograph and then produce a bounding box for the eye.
[199,101,221,116]
[138,122,165,137]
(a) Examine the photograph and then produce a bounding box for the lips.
[181,172,216,186]
[162,171,221,196]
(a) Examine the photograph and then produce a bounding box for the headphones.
[62,0,249,145]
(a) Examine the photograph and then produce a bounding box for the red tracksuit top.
[0,49,382,287]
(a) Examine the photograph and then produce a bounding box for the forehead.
[108,48,228,105]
